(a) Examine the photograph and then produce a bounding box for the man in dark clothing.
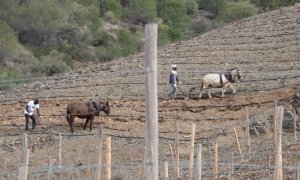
[168,64,181,100]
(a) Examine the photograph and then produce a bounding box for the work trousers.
[168,83,177,99]
[25,114,37,130]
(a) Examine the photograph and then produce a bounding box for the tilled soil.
[0,4,300,180]
[0,86,299,179]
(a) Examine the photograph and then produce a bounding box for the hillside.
[0,4,300,180]
[1,4,300,102]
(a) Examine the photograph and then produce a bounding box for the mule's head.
[103,101,111,116]
[231,68,243,81]
[236,68,243,80]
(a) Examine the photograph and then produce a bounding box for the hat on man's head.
[171,64,177,69]
[34,99,39,104]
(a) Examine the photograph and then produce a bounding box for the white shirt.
[24,101,39,115]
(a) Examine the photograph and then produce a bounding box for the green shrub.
[95,46,122,62]
[158,24,172,47]
[117,30,138,56]
[218,1,258,23]
[15,0,69,46]
[186,0,199,16]
[158,24,182,46]
[123,0,157,24]
[91,30,115,47]
[58,29,98,62]
[0,67,23,90]
[0,20,18,64]
[30,46,53,59]
[158,0,188,30]
[190,20,208,35]
[250,0,300,11]
[197,0,218,14]
[68,2,102,31]
[101,0,122,19]
[69,2,93,26]
[104,11,120,24]
[38,50,71,76]
[95,30,139,62]
[132,29,144,51]
[167,28,182,41]
[86,5,102,32]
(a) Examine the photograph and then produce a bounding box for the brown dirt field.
[0,4,300,180]
[0,86,299,179]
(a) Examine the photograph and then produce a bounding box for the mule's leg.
[199,84,206,99]
[89,116,94,131]
[199,88,203,99]
[84,117,90,130]
[221,88,226,97]
[208,89,212,98]
[68,117,75,133]
[199,86,205,99]
[230,85,237,96]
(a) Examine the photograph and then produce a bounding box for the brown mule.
[66,101,110,133]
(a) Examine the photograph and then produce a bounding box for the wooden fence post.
[87,156,91,180]
[106,137,111,180]
[189,123,196,179]
[175,122,180,179]
[142,146,146,179]
[58,133,62,168]
[96,124,104,180]
[196,144,202,180]
[164,161,169,180]
[168,144,176,177]
[213,143,218,179]
[233,128,243,162]
[293,110,298,141]
[245,107,250,155]
[47,156,51,180]
[144,23,158,180]
[274,100,278,145]
[229,152,234,179]
[18,133,29,180]
[274,106,284,180]
[208,141,213,176]
[297,163,300,180]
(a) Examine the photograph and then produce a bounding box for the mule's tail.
[66,114,71,122]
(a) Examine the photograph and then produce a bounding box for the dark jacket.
[169,71,179,84]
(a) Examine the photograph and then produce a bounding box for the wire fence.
[0,101,273,139]
[1,82,299,105]
[0,69,300,84]
[0,102,299,179]
[0,158,299,180]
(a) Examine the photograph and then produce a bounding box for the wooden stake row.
[16,104,293,179]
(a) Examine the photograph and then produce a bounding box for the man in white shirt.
[24,99,41,131]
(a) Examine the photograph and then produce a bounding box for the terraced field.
[0,4,300,180]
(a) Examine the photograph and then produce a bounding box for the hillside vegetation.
[1,0,299,88]
[1,3,299,103]
[0,4,300,179]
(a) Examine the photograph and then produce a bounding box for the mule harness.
[219,74,224,87]
[224,71,235,83]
